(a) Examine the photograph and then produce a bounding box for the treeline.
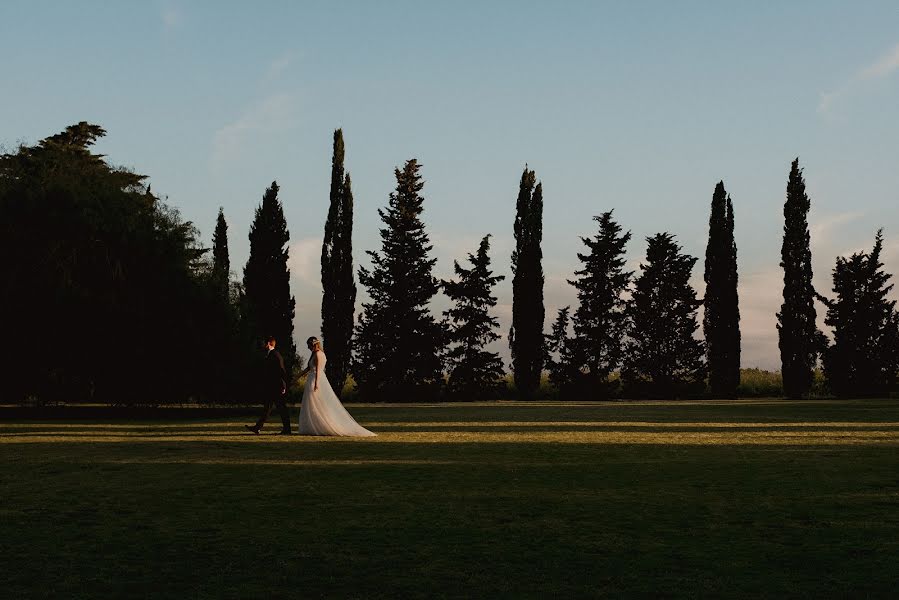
[0,124,295,405]
[2,123,897,404]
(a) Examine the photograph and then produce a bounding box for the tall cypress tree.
[206,207,248,403]
[321,129,356,399]
[703,182,741,398]
[354,159,445,400]
[819,231,899,397]
[624,233,706,398]
[243,181,297,372]
[442,235,506,399]
[212,207,230,302]
[777,159,822,398]
[568,210,632,397]
[509,167,545,400]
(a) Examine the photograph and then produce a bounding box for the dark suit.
[254,348,291,432]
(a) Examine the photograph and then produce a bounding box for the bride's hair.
[306,336,322,350]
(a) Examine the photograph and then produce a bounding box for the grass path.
[2,399,899,598]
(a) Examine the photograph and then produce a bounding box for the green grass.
[2,399,899,598]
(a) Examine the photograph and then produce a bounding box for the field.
[2,399,899,598]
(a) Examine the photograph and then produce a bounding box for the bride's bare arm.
[314,350,324,391]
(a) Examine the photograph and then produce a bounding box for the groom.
[246,335,292,435]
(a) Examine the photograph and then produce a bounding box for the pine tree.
[321,129,356,399]
[212,207,230,302]
[568,210,632,397]
[703,182,741,398]
[510,167,545,400]
[442,235,506,399]
[819,230,899,397]
[545,306,579,394]
[354,160,445,400]
[624,233,706,397]
[243,181,297,372]
[777,159,822,398]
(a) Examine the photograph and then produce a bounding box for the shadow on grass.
[3,401,899,598]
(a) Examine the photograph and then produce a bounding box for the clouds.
[209,50,301,168]
[263,51,299,85]
[818,42,899,115]
[809,211,864,251]
[737,267,783,370]
[859,43,899,81]
[161,7,183,31]
[211,93,299,167]
[288,237,324,345]
[287,237,323,287]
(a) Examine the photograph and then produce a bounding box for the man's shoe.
[278,429,293,435]
[244,425,260,435]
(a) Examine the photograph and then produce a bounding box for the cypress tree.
[819,230,899,397]
[207,206,244,403]
[212,207,230,302]
[243,181,297,372]
[321,129,357,399]
[354,160,445,400]
[509,167,545,400]
[442,235,506,399]
[777,159,822,398]
[568,210,632,397]
[703,182,741,398]
[624,233,706,398]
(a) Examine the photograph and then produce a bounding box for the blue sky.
[3,1,899,368]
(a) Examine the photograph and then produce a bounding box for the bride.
[297,337,376,437]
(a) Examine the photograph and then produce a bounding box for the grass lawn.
[2,399,899,598]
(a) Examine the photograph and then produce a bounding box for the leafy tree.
[545,306,579,394]
[777,159,823,398]
[442,235,506,398]
[321,129,357,399]
[242,181,297,373]
[703,181,741,398]
[510,167,545,400]
[818,230,899,397]
[567,210,632,398]
[0,122,216,403]
[212,207,230,302]
[624,233,706,398]
[354,160,445,400]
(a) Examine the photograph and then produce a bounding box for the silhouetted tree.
[568,210,632,398]
[777,159,823,398]
[212,207,230,301]
[545,306,579,395]
[442,235,506,398]
[818,230,899,397]
[354,160,445,400]
[0,122,216,403]
[243,181,297,373]
[703,182,741,398]
[198,206,258,404]
[321,129,356,399]
[624,233,706,398]
[510,167,545,399]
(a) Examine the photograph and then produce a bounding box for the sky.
[2,1,899,369]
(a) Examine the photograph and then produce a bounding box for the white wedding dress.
[298,350,375,437]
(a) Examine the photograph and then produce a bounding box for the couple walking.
[245,335,375,437]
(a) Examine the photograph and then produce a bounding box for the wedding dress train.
[298,350,375,437]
